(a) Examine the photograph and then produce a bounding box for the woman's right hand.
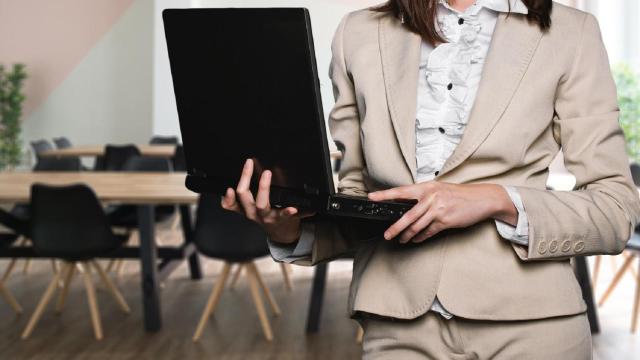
[221,158,310,244]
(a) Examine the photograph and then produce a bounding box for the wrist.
[487,184,518,226]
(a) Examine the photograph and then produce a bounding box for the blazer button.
[574,241,585,253]
[561,240,572,253]
[538,241,548,255]
[549,240,558,253]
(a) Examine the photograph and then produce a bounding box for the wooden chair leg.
[248,262,281,316]
[356,326,364,344]
[599,254,635,306]
[21,270,63,339]
[91,261,130,314]
[246,264,273,341]
[592,255,601,294]
[55,263,76,313]
[2,258,17,282]
[0,281,22,314]
[79,262,103,340]
[22,258,32,274]
[105,260,115,272]
[631,258,640,333]
[114,260,125,278]
[280,263,293,291]
[193,262,232,342]
[624,252,638,279]
[229,264,243,290]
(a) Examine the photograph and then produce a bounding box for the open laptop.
[163,8,416,221]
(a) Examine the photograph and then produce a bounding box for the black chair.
[30,139,54,159]
[192,194,280,342]
[52,137,73,149]
[103,145,141,171]
[173,144,186,172]
[0,223,22,314]
[21,184,130,340]
[107,156,176,228]
[33,157,81,172]
[149,136,179,145]
[595,163,640,333]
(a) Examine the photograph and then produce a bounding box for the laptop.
[163,8,416,221]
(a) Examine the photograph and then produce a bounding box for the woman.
[223,0,640,358]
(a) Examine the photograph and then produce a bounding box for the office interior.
[0,0,639,359]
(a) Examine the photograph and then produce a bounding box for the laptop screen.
[163,8,334,197]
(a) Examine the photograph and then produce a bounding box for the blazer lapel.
[438,13,544,178]
[379,14,422,181]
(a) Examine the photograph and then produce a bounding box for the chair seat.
[0,233,18,248]
[106,205,175,228]
[194,205,270,262]
[34,234,129,262]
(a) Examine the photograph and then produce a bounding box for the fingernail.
[383,232,390,240]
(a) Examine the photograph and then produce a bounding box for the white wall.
[152,0,382,141]
[23,0,154,157]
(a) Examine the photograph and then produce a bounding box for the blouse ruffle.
[415,3,487,181]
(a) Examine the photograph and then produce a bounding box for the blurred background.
[0,0,639,359]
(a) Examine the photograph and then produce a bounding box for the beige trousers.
[361,311,592,360]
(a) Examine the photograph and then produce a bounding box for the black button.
[435,171,440,176]
[458,18,464,25]
[438,127,445,134]
[447,83,453,90]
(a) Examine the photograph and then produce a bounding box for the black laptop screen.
[163,8,333,196]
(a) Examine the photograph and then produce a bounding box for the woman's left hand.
[368,182,516,243]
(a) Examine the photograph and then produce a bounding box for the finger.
[412,222,443,243]
[383,195,433,240]
[221,188,239,211]
[402,210,437,243]
[369,185,423,202]
[280,207,298,216]
[236,158,254,192]
[255,170,272,217]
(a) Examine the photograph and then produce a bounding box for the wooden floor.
[1,227,639,359]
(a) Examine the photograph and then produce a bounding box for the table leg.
[306,262,328,333]
[179,205,202,280]
[575,256,600,334]
[138,205,162,332]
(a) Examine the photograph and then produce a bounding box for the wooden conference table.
[0,172,201,332]
[40,145,177,159]
[39,144,344,160]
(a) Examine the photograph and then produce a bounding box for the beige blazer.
[292,3,640,321]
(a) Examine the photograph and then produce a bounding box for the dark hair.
[372,0,552,46]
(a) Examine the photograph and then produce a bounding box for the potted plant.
[614,63,640,164]
[0,63,27,171]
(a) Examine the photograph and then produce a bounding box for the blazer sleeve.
[511,13,640,261]
[286,13,384,266]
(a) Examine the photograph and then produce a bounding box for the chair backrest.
[630,163,640,187]
[123,156,172,172]
[173,144,186,172]
[53,137,73,149]
[149,136,179,145]
[34,157,81,172]
[30,184,119,260]
[104,145,141,171]
[30,139,54,161]
[193,194,269,262]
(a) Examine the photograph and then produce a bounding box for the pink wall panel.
[0,0,135,115]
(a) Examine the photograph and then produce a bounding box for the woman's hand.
[221,159,314,244]
[368,181,517,243]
